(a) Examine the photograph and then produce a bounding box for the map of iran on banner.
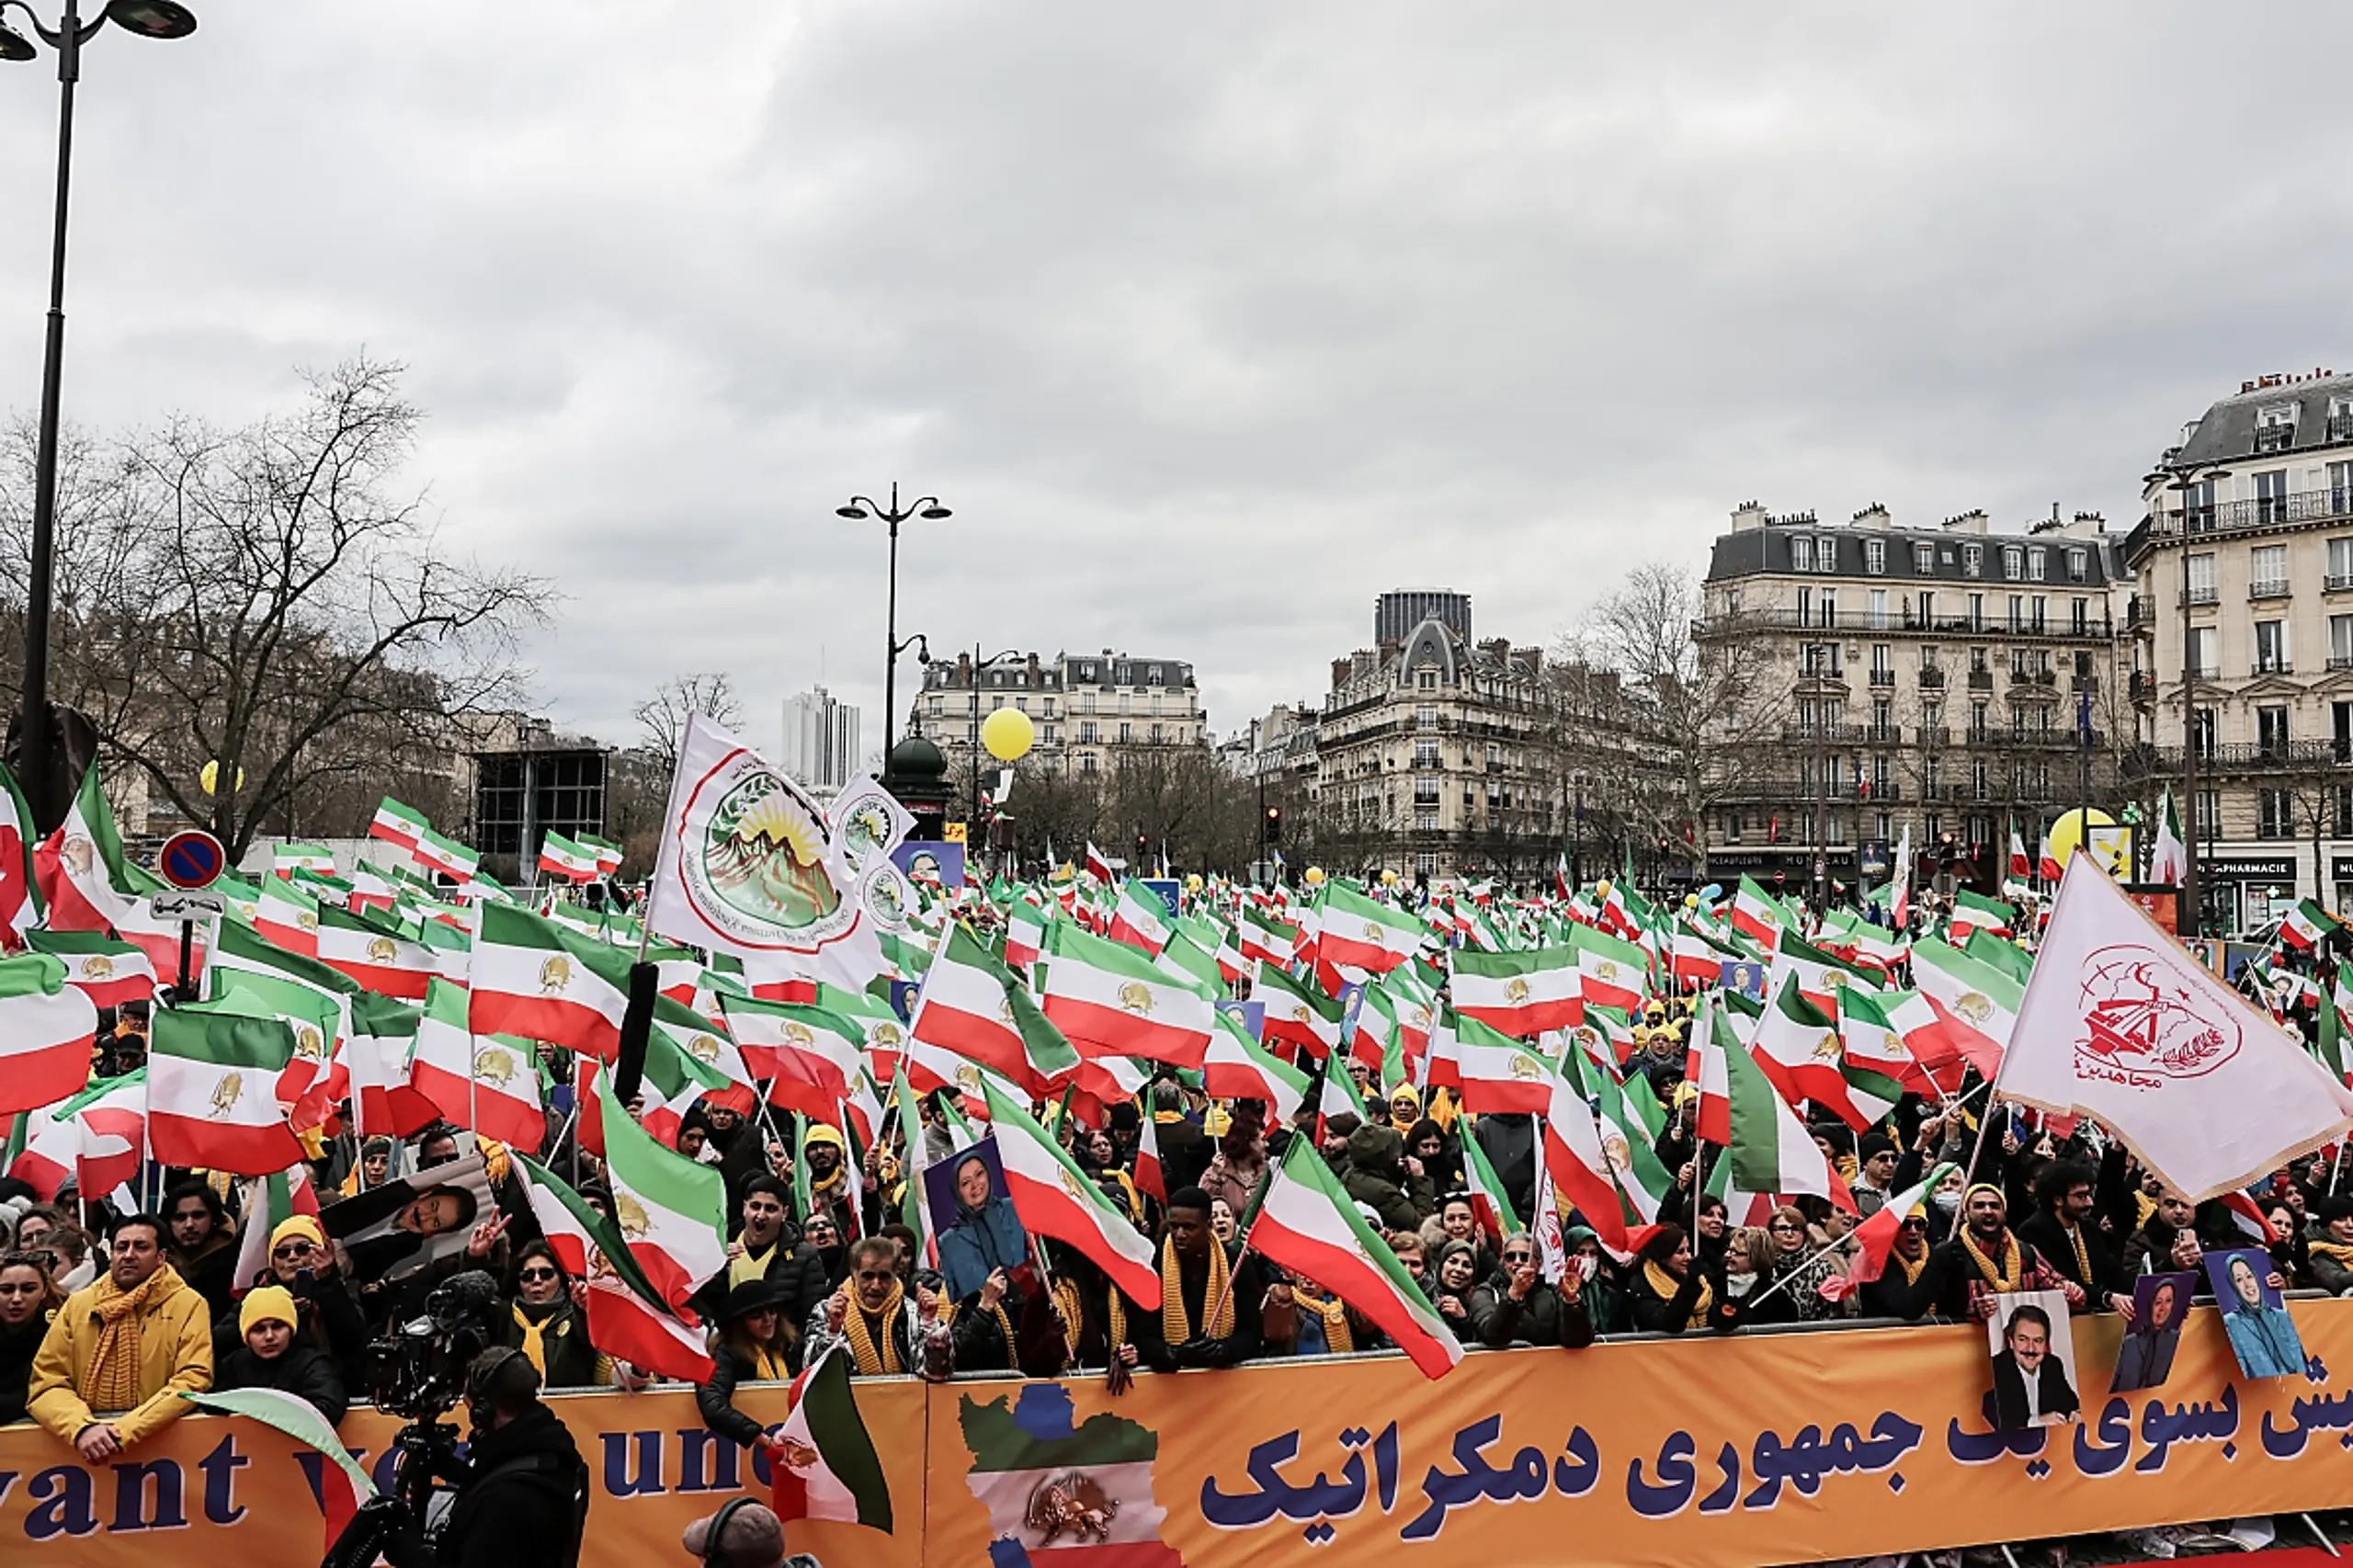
[646,714,866,972]
[2000,855,2353,1202]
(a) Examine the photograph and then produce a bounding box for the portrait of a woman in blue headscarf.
[932,1140,1029,1303]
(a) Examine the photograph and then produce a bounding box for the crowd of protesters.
[2,913,2351,1568]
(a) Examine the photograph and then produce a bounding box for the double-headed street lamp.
[836,483,950,746]
[3,0,199,829]
[2149,460,2231,939]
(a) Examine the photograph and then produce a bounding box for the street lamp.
[2149,461,2232,938]
[837,482,950,745]
[4,0,199,830]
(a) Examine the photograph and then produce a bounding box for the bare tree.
[0,358,552,857]
[634,672,745,778]
[1574,562,1789,879]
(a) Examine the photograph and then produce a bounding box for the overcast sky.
[4,3,2347,762]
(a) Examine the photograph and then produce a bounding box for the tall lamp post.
[2152,461,2231,938]
[3,0,199,829]
[836,483,950,745]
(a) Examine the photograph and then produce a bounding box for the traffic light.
[1264,804,1282,845]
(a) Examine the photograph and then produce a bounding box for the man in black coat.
[1473,1112,1538,1223]
[432,1348,588,1568]
[2016,1155,2131,1314]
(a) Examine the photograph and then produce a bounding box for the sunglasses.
[273,1242,317,1259]
[518,1267,561,1282]
[1502,1252,1533,1264]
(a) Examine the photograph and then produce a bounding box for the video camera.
[324,1270,506,1568]
[365,1268,504,1420]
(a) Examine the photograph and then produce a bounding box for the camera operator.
[383,1346,586,1568]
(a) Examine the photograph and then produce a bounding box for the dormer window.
[1790,536,1813,572]
[2256,403,2299,452]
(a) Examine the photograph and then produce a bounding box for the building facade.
[1313,596,1561,884]
[1375,588,1473,649]
[781,686,861,792]
[2125,369,2353,931]
[910,648,1209,779]
[1699,501,2132,897]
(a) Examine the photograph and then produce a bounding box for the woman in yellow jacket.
[28,1216,212,1460]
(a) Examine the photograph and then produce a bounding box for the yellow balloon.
[1304,866,1326,886]
[980,706,1035,763]
[1594,879,1612,900]
[2047,808,2125,875]
[199,761,244,797]
[1185,873,1204,892]
[1381,869,1399,886]
[1684,893,1699,910]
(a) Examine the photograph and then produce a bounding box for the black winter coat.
[439,1403,588,1568]
[214,1341,348,1426]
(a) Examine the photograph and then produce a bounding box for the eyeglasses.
[1502,1252,1533,1264]
[272,1242,317,1259]
[517,1267,560,1282]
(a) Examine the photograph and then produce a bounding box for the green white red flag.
[1820,1162,1960,1303]
[980,1076,1160,1308]
[597,1076,728,1306]
[769,1344,894,1531]
[28,928,156,1009]
[149,992,305,1175]
[538,831,600,883]
[1313,881,1421,974]
[1040,918,1215,1069]
[1244,1136,1462,1379]
[369,797,430,853]
[1252,959,1344,1059]
[0,952,99,1114]
[1725,1020,1856,1212]
[1450,943,1583,1038]
[469,903,632,1060]
[183,1388,375,1552]
[514,1152,716,1383]
[411,977,547,1149]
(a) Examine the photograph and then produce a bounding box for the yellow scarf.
[1161,1235,1234,1345]
[511,1303,554,1379]
[2309,1239,2353,1268]
[843,1283,906,1376]
[86,1264,183,1414]
[1053,1278,1128,1362]
[1641,1259,1711,1328]
[728,1238,779,1290]
[1960,1228,2025,1291]
[942,1300,1016,1356]
[2059,1221,2093,1287]
[1301,1291,1353,1355]
[1889,1248,1929,1287]
[737,1340,791,1381]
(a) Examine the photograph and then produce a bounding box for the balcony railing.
[2251,580,2293,599]
[2130,672,2157,701]
[2132,740,2353,771]
[1915,725,1949,746]
[1868,669,1895,687]
[2253,662,2293,676]
[2329,573,2353,592]
[2187,586,2219,606]
[1918,667,1946,688]
[2125,596,2152,629]
[1694,608,2114,638]
[1966,670,1995,690]
[2332,653,2353,672]
[2151,487,2353,540]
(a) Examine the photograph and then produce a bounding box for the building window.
[1913,541,1934,574]
[1417,670,1438,691]
[1078,753,1098,774]
[1079,721,1098,744]
[2257,788,2294,839]
[1118,722,1133,742]
[1818,537,1838,572]
[2330,535,2353,587]
[1864,539,1885,574]
[1414,851,1438,876]
[1416,704,1438,729]
[2002,547,2023,581]
[2255,620,2289,674]
[1971,759,1989,800]
[2028,547,2046,582]
[2256,469,2290,525]
[2071,597,2088,635]
[1869,588,1888,629]
[1817,588,1838,626]
[1790,536,1813,572]
[2188,626,2216,678]
[2257,705,2290,757]
[1962,544,1983,578]
[1414,777,1441,805]
[2332,614,2353,669]
[1414,810,1439,832]
[1967,593,1985,631]
[2066,548,2086,583]
[2250,544,2290,598]
[2194,789,2220,838]
[2187,553,2216,604]
[2192,707,2216,758]
[1414,739,1439,767]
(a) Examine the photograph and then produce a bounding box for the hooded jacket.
[1341,1125,1433,1231]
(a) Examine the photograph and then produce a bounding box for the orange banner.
[8,1300,2353,1566]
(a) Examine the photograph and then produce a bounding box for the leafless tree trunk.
[635,672,745,780]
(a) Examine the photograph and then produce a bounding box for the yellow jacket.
[28,1269,213,1449]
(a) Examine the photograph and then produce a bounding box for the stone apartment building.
[2126,368,2353,930]
[910,648,1209,780]
[1699,501,2132,896]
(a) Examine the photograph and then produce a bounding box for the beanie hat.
[240,1285,299,1337]
[269,1215,325,1253]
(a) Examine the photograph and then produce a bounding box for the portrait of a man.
[1986,1291,2079,1431]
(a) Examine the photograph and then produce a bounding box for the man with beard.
[1933,1185,2072,1323]
[2018,1157,2132,1315]
[798,1123,860,1236]
[803,1236,953,1379]
[163,1181,240,1320]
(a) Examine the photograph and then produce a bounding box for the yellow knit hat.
[240,1284,299,1337]
[269,1214,326,1253]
